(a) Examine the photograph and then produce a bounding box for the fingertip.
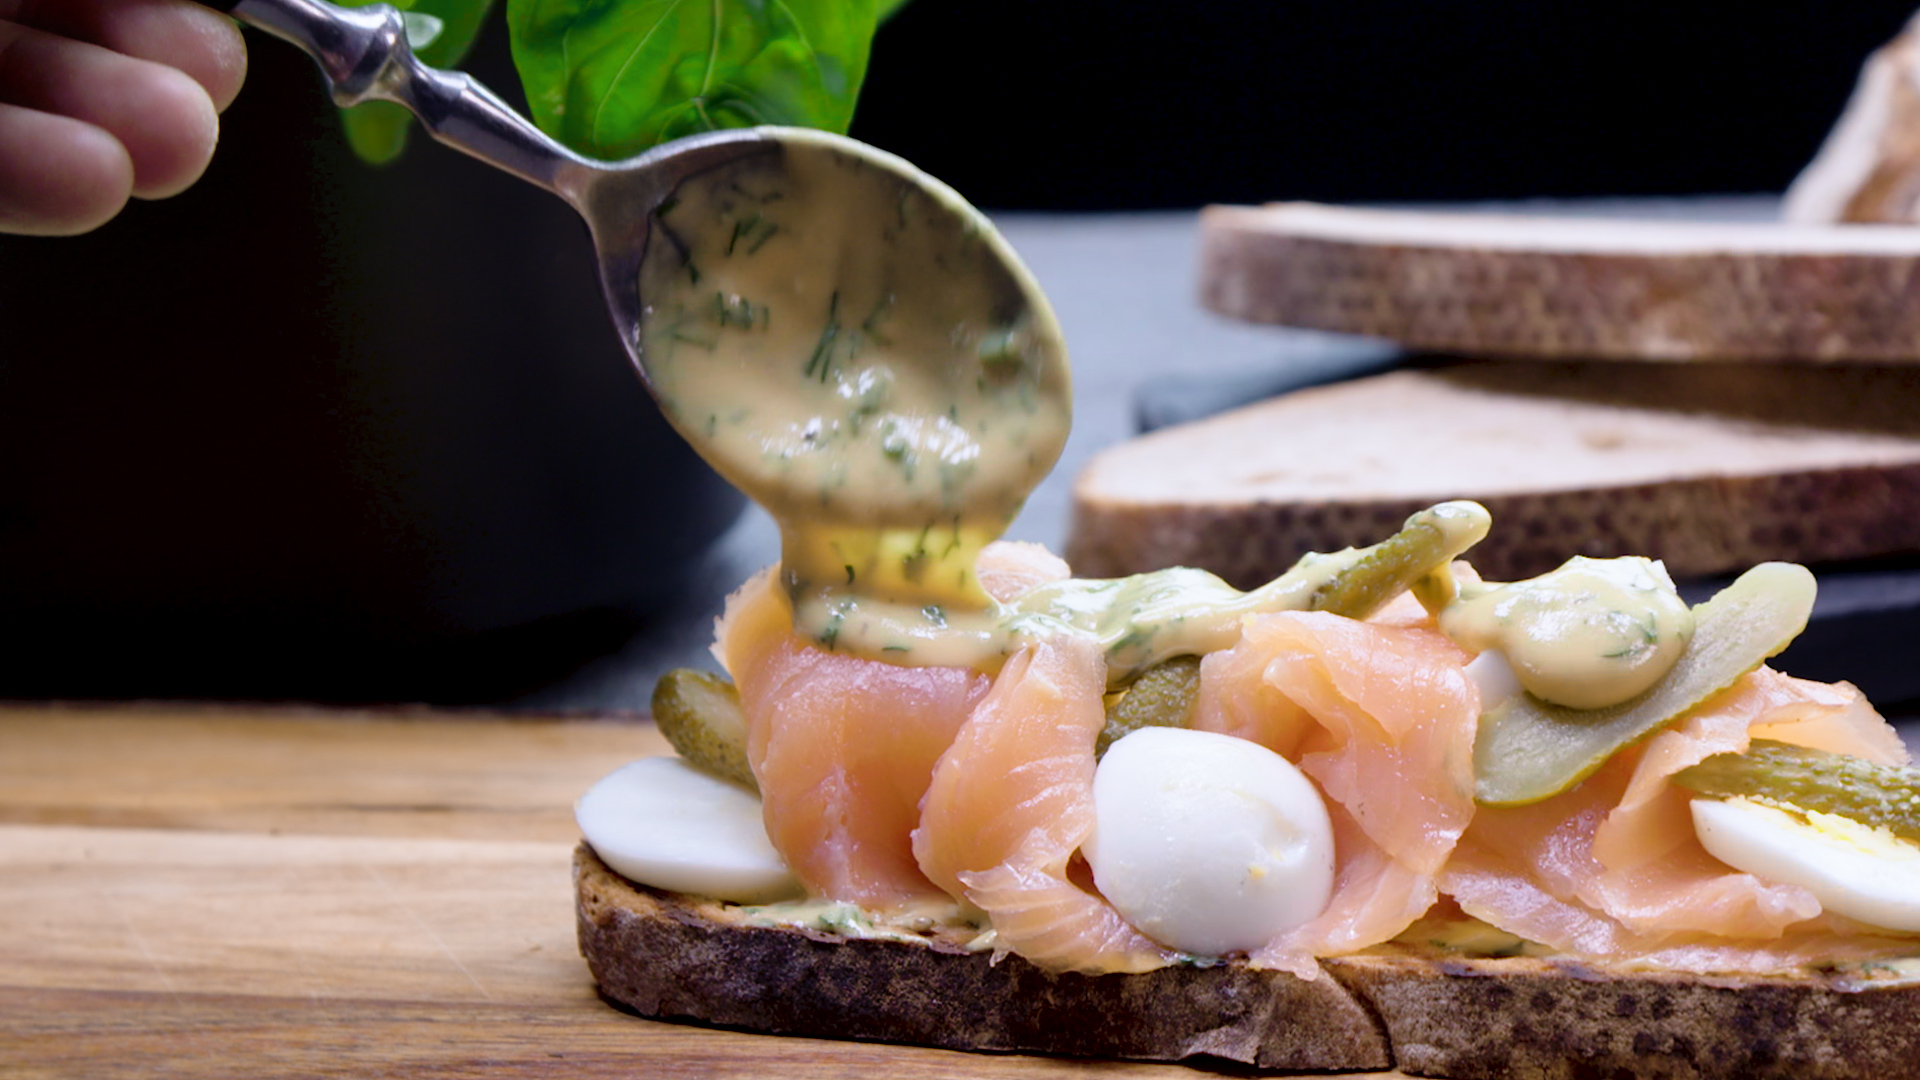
[186,7,247,113]
[127,65,219,200]
[15,0,250,113]
[0,105,132,236]
[0,27,225,202]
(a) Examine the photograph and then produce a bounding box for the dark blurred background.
[1,0,1915,705]
[855,0,1916,208]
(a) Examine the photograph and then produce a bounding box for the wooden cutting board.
[0,704,1394,1079]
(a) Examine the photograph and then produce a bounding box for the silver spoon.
[212,0,1071,536]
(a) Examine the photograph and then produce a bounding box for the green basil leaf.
[875,0,910,21]
[506,0,879,161]
[335,0,499,165]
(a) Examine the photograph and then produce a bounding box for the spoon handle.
[213,0,594,197]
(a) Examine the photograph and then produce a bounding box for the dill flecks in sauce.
[636,132,1071,665]
[1440,556,1694,710]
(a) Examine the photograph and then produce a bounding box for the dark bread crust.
[577,846,1920,1077]
[1326,952,1920,1080]
[574,844,1391,1070]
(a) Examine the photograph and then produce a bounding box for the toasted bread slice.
[577,846,1920,1077]
[574,844,1392,1071]
[1067,361,1920,583]
[1328,950,1920,1080]
[1199,202,1920,361]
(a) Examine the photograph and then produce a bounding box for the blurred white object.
[1785,11,1920,223]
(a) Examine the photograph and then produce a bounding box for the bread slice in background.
[1067,361,1920,584]
[1199,202,1920,362]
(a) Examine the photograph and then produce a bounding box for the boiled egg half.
[1082,727,1336,956]
[1691,796,1920,932]
[576,757,801,903]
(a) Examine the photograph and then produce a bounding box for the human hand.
[1,0,246,235]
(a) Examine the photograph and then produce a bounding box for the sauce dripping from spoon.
[637,131,1072,670]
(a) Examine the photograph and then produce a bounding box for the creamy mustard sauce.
[1004,555,1360,682]
[1397,915,1554,958]
[1440,556,1694,710]
[738,896,993,949]
[638,132,1071,666]
[1849,956,1920,985]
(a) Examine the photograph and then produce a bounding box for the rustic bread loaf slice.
[1067,361,1920,584]
[573,844,1393,1071]
[577,845,1920,1077]
[1199,201,1920,361]
[1324,950,1920,1080]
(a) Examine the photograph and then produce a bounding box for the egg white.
[1691,796,1920,932]
[576,757,801,903]
[1082,727,1336,956]
[1464,648,1524,712]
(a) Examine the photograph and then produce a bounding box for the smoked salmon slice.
[913,634,1180,974]
[711,542,1073,910]
[715,568,989,909]
[973,540,1071,600]
[1442,667,1919,969]
[1192,611,1479,975]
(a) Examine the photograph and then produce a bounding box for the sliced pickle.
[651,668,758,793]
[1090,505,1488,758]
[1674,739,1920,844]
[1308,501,1491,620]
[1474,562,1816,807]
[1097,654,1202,758]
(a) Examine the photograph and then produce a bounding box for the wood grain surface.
[0,704,1391,1079]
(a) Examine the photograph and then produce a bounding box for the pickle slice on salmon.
[1674,739,1920,843]
[1094,503,1490,757]
[1097,654,1202,757]
[652,668,758,792]
[1308,500,1491,620]
[1474,562,1817,807]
